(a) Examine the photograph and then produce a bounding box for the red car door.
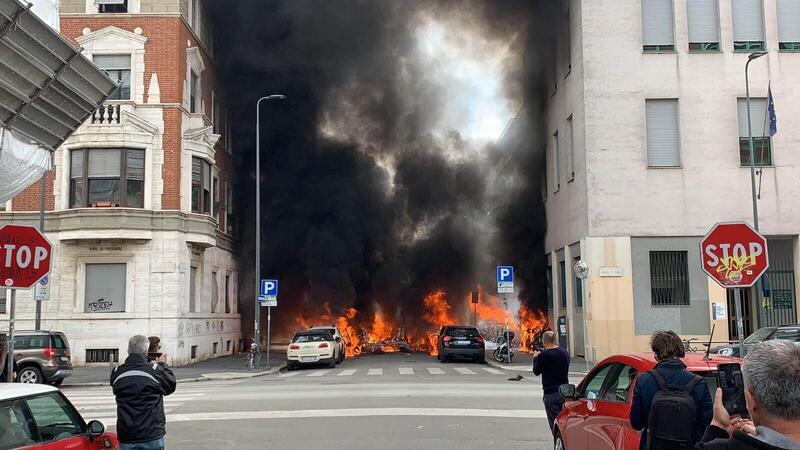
[561,363,617,449]
[583,363,641,450]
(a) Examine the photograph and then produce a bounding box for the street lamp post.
[254,94,286,369]
[745,52,766,333]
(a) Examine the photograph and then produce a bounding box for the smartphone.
[148,352,163,360]
[718,363,748,417]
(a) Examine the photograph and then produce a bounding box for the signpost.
[573,260,590,370]
[259,279,278,369]
[34,276,50,302]
[700,222,769,357]
[496,266,514,363]
[0,225,53,382]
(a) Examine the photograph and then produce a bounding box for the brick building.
[0,0,241,366]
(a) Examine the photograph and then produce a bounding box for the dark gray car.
[712,324,800,357]
[0,330,73,385]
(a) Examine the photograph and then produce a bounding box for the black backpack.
[646,369,703,450]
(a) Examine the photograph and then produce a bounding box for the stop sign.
[700,222,768,288]
[0,224,53,289]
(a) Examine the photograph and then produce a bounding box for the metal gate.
[759,239,797,326]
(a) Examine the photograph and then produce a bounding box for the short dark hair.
[650,330,685,361]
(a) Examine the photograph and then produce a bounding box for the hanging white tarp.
[0,126,51,203]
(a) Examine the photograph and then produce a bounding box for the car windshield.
[293,334,331,343]
[744,327,775,344]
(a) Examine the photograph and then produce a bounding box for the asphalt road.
[63,353,580,450]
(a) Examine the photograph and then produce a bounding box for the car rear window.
[446,327,480,338]
[692,371,719,398]
[51,335,67,349]
[293,334,331,343]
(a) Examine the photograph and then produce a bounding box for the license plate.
[301,356,316,362]
[60,357,69,362]
[455,340,470,345]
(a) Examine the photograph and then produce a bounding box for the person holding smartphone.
[696,340,800,450]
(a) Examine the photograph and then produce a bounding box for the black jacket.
[630,359,713,450]
[532,347,570,394]
[111,353,177,443]
[696,425,800,450]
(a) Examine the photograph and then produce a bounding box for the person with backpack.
[630,330,713,450]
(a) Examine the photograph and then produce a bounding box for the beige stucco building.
[541,0,800,363]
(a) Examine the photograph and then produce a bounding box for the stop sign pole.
[0,225,53,382]
[700,222,769,358]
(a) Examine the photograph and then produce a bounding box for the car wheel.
[554,431,565,450]
[476,356,486,364]
[287,363,295,371]
[18,366,42,384]
[327,357,336,368]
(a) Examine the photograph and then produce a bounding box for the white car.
[286,330,340,370]
[308,325,346,363]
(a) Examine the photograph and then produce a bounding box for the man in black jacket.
[532,330,570,434]
[112,335,177,450]
[696,340,800,450]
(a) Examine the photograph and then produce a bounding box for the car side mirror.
[559,383,578,400]
[87,420,105,442]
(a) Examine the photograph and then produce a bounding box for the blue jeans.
[120,437,165,450]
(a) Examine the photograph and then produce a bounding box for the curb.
[61,365,285,388]
[486,358,588,377]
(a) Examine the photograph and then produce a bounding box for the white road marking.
[278,372,301,378]
[398,368,414,375]
[367,368,383,376]
[482,367,504,375]
[337,369,357,376]
[156,408,548,423]
[306,370,330,377]
[427,367,445,375]
[454,367,476,375]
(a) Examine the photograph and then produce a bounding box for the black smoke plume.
[207,0,558,342]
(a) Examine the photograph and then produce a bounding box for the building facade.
[542,0,800,362]
[0,0,242,366]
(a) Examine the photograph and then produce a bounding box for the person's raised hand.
[532,350,541,358]
[733,419,756,436]
[711,388,735,435]
[157,354,167,363]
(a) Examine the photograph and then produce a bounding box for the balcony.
[91,103,122,124]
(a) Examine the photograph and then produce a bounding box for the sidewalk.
[62,350,286,387]
[485,348,591,376]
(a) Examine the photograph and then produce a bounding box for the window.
[213,342,218,354]
[560,8,572,73]
[602,365,637,402]
[567,115,575,180]
[553,131,560,191]
[98,0,127,14]
[26,393,84,443]
[94,55,131,100]
[189,266,198,313]
[650,251,690,306]
[0,399,34,447]
[581,364,614,400]
[225,113,232,152]
[70,148,145,208]
[226,340,231,351]
[190,71,199,113]
[541,149,548,201]
[773,328,800,342]
[0,289,5,314]
[732,0,765,51]
[687,0,720,51]
[191,345,198,359]
[574,257,583,308]
[778,0,800,50]
[559,261,567,309]
[546,266,553,310]
[212,92,220,133]
[85,348,118,363]
[225,274,231,313]
[191,157,212,214]
[85,263,126,313]
[642,0,676,52]
[213,176,220,221]
[226,185,236,235]
[737,98,772,166]
[211,271,218,313]
[646,99,681,167]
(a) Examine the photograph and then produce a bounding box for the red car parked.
[553,352,741,450]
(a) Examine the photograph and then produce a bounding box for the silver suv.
[0,331,73,385]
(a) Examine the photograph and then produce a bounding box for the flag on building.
[768,85,777,137]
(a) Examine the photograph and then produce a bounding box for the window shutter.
[192,158,202,184]
[642,0,675,46]
[88,149,121,177]
[70,150,83,179]
[126,149,145,181]
[777,0,800,43]
[732,0,765,42]
[687,0,720,43]
[646,99,681,167]
[737,98,769,137]
[85,263,126,313]
[93,54,130,70]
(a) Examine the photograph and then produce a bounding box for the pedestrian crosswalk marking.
[427,367,445,375]
[307,370,330,377]
[482,367,504,375]
[278,372,301,378]
[367,368,383,375]
[454,367,476,375]
[398,368,414,375]
[337,369,357,376]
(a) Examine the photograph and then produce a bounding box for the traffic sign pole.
[266,306,271,370]
[5,289,15,383]
[734,288,746,357]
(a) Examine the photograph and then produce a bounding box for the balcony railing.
[91,104,121,124]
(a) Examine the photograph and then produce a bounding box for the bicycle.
[244,340,261,369]
[682,338,700,352]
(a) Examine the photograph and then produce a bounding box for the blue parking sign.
[260,279,278,297]
[497,266,513,283]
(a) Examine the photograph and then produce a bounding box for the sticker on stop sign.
[0,224,53,289]
[700,222,768,288]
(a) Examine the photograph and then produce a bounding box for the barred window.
[650,251,690,306]
[86,348,118,363]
